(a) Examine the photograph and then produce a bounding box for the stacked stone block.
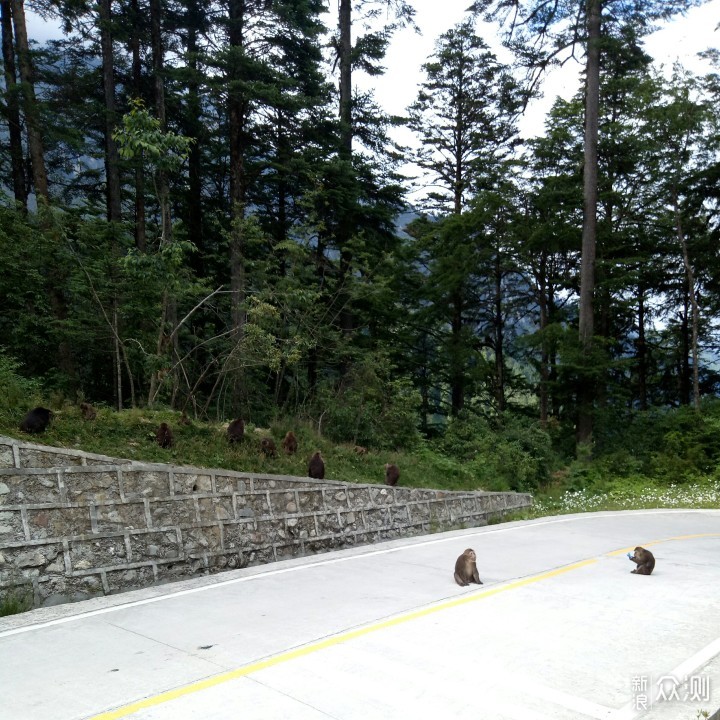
[0,435,532,608]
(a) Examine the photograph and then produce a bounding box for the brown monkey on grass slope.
[308,451,325,479]
[281,431,298,455]
[384,463,400,486]
[227,418,245,443]
[454,548,483,587]
[261,437,277,458]
[20,407,53,434]
[156,423,174,449]
[80,402,97,421]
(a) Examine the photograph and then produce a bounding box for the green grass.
[0,587,33,617]
[3,404,720,515]
[0,406,481,490]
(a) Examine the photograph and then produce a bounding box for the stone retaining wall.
[0,435,532,608]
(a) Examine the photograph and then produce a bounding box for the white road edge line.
[610,635,720,719]
[0,509,715,639]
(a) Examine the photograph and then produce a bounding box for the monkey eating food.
[628,546,655,575]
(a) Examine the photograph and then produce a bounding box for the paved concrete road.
[2,509,720,720]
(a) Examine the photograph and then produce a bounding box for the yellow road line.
[606,532,720,556]
[90,558,597,720]
[90,532,720,720]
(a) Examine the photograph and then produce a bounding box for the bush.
[0,585,33,617]
[315,354,421,450]
[439,413,554,492]
[0,349,42,424]
[593,400,720,485]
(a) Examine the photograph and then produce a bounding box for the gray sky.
[354,0,720,139]
[27,0,720,139]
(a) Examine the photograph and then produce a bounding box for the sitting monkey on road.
[454,548,483,587]
[628,546,655,575]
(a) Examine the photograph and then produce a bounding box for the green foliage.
[439,412,555,492]
[592,400,720,484]
[316,354,422,449]
[113,99,193,170]
[0,586,33,617]
[0,350,42,423]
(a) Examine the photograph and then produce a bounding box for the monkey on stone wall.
[628,546,655,575]
[156,422,174,449]
[454,548,482,587]
[308,451,325,479]
[384,463,400,486]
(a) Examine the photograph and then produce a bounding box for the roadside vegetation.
[3,350,720,516]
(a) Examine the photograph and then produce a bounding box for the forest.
[1,0,720,500]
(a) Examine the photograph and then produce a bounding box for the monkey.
[19,407,53,434]
[308,451,325,479]
[227,418,245,444]
[79,402,96,421]
[384,463,400,486]
[628,546,655,575]
[281,430,298,455]
[156,422,174,449]
[179,411,191,426]
[354,445,368,455]
[454,548,482,587]
[261,437,277,458]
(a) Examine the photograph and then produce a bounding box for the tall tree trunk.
[675,192,700,410]
[1,0,26,209]
[636,286,647,411]
[150,0,170,245]
[493,251,505,412]
[147,0,178,407]
[12,0,77,386]
[227,0,247,412]
[679,300,690,406]
[450,291,464,416]
[576,0,601,447]
[337,0,354,340]
[98,0,122,225]
[338,0,352,161]
[129,0,146,250]
[537,254,549,427]
[11,0,47,201]
[184,0,203,269]
[98,0,125,409]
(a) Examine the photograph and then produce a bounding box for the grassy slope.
[0,406,481,491]
[3,405,719,517]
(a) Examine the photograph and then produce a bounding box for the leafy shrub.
[0,585,33,617]
[316,354,421,450]
[439,413,554,492]
[593,400,720,485]
[0,349,42,423]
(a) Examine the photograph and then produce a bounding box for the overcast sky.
[25,0,720,149]
[351,0,720,139]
